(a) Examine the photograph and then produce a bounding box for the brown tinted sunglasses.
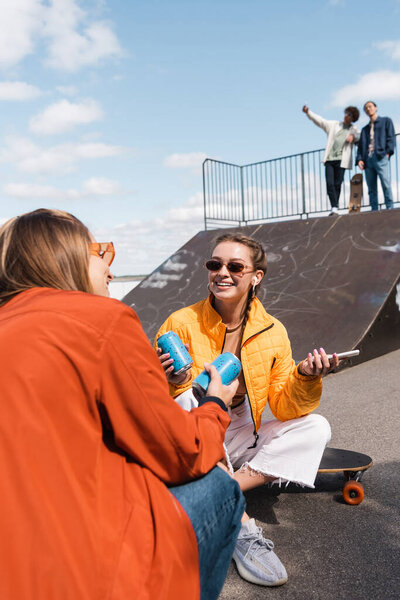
[205,259,253,274]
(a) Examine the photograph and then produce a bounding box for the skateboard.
[348,173,363,213]
[317,447,373,505]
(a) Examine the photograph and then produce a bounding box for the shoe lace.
[242,528,275,559]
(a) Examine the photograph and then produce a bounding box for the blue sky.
[1,0,400,275]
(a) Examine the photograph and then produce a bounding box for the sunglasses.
[89,242,115,266]
[205,259,252,274]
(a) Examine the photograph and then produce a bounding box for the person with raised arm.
[303,104,360,214]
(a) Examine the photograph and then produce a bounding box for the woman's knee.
[304,413,331,445]
[171,466,245,527]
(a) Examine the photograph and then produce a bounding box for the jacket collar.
[202,295,225,340]
[370,116,381,125]
[202,295,273,342]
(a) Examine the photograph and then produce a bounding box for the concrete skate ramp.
[122,210,400,364]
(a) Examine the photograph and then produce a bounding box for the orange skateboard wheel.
[343,481,364,505]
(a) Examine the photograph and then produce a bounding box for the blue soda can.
[192,352,241,400]
[157,331,193,375]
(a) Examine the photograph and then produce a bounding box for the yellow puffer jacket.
[155,296,322,431]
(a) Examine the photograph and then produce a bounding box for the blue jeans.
[365,153,394,210]
[170,466,245,600]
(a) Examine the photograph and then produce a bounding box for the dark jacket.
[356,116,396,164]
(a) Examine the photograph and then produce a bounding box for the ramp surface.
[123,210,400,363]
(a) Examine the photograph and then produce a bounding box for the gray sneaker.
[232,519,288,586]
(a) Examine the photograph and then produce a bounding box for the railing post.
[300,153,306,217]
[202,159,207,230]
[240,166,245,225]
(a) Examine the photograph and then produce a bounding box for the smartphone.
[311,349,360,362]
[327,350,360,360]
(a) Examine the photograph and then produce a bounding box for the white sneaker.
[232,519,288,586]
[329,207,339,215]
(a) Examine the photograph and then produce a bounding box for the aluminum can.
[192,352,242,400]
[157,331,193,375]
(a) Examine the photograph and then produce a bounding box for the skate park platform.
[123,209,400,363]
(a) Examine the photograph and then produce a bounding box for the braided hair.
[211,233,267,330]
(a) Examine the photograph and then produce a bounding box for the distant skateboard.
[348,173,363,213]
[318,447,373,505]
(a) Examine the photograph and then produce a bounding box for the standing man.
[303,105,360,215]
[356,101,395,211]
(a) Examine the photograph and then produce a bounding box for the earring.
[252,278,257,295]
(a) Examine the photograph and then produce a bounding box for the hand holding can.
[157,331,193,385]
[205,363,239,408]
[192,352,241,401]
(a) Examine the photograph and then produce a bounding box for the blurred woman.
[156,232,338,587]
[0,209,244,600]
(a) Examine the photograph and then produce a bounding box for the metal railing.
[202,134,400,229]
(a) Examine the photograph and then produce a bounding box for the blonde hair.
[0,208,93,306]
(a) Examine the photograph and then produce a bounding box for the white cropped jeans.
[176,389,331,488]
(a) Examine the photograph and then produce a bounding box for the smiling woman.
[0,209,245,600]
[155,232,339,588]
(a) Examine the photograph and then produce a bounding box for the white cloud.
[3,177,123,200]
[82,177,122,195]
[56,85,78,96]
[93,192,205,275]
[29,98,103,135]
[75,142,124,159]
[0,80,41,100]
[0,135,126,174]
[0,0,43,69]
[375,40,400,61]
[0,0,123,73]
[4,182,72,200]
[43,0,123,72]
[164,152,208,170]
[331,70,400,106]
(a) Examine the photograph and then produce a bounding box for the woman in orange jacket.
[0,209,245,600]
[156,232,339,588]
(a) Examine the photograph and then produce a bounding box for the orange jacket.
[0,288,230,600]
[156,296,322,430]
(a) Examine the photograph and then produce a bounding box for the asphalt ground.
[220,349,400,600]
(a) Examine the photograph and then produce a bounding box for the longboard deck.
[348,173,363,213]
[318,447,373,473]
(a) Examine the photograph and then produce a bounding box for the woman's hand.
[302,104,309,114]
[298,348,339,377]
[205,363,239,408]
[156,346,191,385]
